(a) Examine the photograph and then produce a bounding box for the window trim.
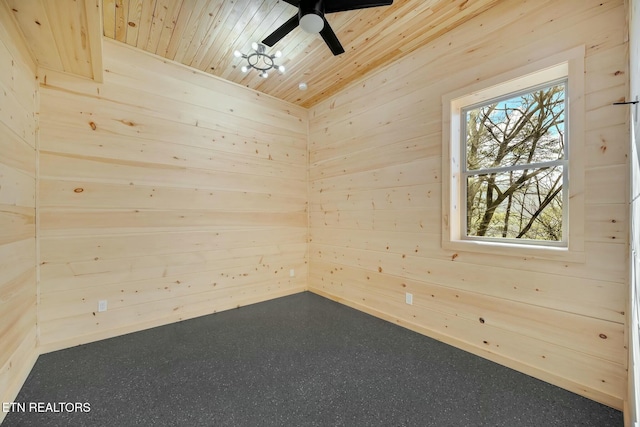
[441,46,585,262]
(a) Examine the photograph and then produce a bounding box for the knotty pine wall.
[308,0,628,409]
[0,2,38,409]
[37,39,308,352]
[629,0,640,422]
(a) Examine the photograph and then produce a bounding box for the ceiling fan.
[262,0,394,56]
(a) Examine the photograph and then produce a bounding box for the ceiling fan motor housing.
[300,0,325,17]
[299,0,325,33]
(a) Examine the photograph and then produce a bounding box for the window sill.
[442,238,586,263]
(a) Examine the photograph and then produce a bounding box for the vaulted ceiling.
[4,0,503,107]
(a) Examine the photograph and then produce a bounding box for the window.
[442,46,585,261]
[462,80,568,246]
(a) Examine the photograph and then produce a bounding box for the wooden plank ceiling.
[102,0,502,107]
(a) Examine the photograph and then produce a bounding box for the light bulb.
[278,65,285,73]
[251,42,258,51]
[275,50,282,58]
[241,66,248,73]
[233,50,242,58]
[261,71,268,78]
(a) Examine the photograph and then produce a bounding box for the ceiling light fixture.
[299,0,325,33]
[234,42,285,78]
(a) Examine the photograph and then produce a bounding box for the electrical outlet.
[405,293,413,305]
[289,269,295,277]
[98,300,108,312]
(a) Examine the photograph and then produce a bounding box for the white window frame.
[442,46,585,262]
[461,78,569,247]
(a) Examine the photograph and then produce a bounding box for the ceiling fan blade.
[325,0,393,13]
[262,14,299,46]
[319,18,345,56]
[282,0,300,6]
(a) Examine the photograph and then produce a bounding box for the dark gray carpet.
[2,292,623,426]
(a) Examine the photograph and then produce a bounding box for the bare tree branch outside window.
[463,81,566,243]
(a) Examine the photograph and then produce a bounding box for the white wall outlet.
[289,269,295,277]
[98,300,108,312]
[405,293,413,305]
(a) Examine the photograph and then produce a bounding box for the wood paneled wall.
[0,0,38,414]
[628,0,640,422]
[308,0,628,409]
[37,39,308,352]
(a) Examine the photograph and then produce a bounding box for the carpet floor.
[2,292,623,426]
